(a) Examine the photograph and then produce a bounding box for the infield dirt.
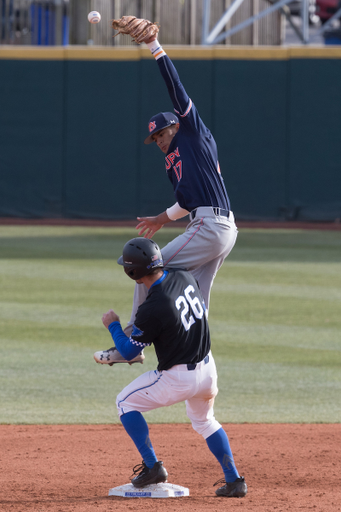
[1,423,340,511]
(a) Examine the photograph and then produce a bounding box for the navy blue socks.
[120,411,158,468]
[206,427,240,482]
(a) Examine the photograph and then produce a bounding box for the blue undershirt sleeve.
[157,55,190,114]
[108,321,142,360]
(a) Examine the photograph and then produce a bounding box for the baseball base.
[108,482,190,498]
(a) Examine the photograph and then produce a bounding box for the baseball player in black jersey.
[115,27,238,355]
[94,238,247,497]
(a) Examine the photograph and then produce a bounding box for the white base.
[108,482,190,498]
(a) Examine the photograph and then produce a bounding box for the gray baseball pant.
[124,207,238,334]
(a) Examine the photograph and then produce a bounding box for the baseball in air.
[88,11,101,24]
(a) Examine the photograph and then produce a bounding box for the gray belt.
[190,207,230,221]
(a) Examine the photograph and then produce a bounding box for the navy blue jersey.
[157,55,230,213]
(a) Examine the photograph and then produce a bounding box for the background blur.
[0,0,285,46]
[0,0,341,222]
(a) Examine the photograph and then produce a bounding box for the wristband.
[166,202,190,221]
[146,39,166,60]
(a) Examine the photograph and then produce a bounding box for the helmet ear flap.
[125,267,137,279]
[124,264,146,281]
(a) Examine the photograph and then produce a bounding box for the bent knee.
[191,419,222,439]
[116,392,128,418]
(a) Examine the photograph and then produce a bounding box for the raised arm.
[110,18,190,116]
[146,40,190,115]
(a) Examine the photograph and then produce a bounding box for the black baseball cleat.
[214,476,247,497]
[130,461,168,488]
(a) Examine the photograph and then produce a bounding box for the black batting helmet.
[117,238,163,280]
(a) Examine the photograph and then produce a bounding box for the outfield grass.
[0,226,340,424]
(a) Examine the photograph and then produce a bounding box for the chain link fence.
[0,0,283,45]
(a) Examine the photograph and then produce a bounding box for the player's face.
[152,124,179,154]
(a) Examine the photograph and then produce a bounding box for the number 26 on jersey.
[175,285,204,331]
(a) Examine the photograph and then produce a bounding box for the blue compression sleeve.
[108,322,142,360]
[120,411,157,469]
[206,428,240,483]
[157,55,190,114]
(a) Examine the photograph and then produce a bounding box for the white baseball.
[88,11,101,24]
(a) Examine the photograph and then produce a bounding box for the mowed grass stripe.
[214,281,341,300]
[0,226,340,423]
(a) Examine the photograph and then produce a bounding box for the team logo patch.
[147,258,162,269]
[132,324,144,337]
[149,121,156,132]
[151,254,159,261]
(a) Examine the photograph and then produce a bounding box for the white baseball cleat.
[94,347,145,366]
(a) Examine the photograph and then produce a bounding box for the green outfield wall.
[1,46,340,221]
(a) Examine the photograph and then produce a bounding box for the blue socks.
[120,411,158,469]
[121,413,239,481]
[206,428,240,482]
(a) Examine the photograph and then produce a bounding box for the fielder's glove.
[111,16,159,44]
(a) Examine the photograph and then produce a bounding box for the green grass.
[0,226,340,424]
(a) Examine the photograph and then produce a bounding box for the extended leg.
[124,282,148,336]
[206,427,240,482]
[120,411,157,467]
[120,411,168,487]
[125,218,237,329]
[185,354,247,498]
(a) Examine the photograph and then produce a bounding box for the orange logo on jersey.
[173,160,182,182]
[165,148,182,182]
[165,147,180,170]
[217,161,221,174]
[149,121,156,132]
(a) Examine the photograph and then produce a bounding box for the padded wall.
[1,47,340,221]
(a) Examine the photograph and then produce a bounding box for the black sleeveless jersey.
[131,269,211,371]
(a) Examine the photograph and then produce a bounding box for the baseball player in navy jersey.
[94,237,247,497]
[110,29,238,358]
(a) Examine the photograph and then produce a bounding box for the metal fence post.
[301,0,309,43]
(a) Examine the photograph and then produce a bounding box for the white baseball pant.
[116,351,221,439]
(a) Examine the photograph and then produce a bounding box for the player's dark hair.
[149,268,164,276]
